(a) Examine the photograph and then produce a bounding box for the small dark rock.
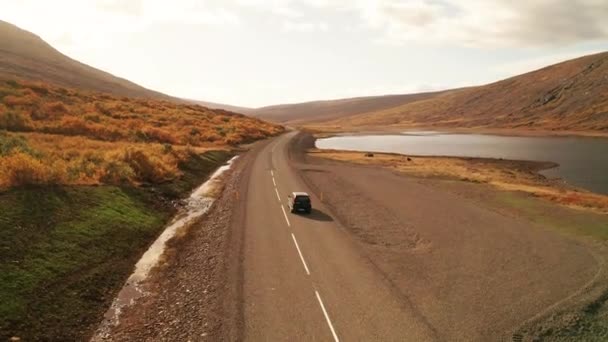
[364,153,374,158]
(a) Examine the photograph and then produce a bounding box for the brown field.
[0,79,283,188]
[311,149,608,213]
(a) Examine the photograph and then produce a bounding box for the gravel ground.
[95,142,265,341]
[289,132,606,341]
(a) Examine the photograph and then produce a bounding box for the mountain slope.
[324,52,608,132]
[251,91,445,124]
[0,20,176,100]
[190,99,254,114]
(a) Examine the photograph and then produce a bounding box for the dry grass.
[0,79,283,188]
[315,51,608,134]
[312,150,608,213]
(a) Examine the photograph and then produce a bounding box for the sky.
[2,0,608,107]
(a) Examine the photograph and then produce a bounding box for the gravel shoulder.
[96,140,268,341]
[289,132,608,341]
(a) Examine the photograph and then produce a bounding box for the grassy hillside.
[252,91,444,124]
[320,52,608,133]
[0,20,283,341]
[0,79,282,188]
[0,150,234,341]
[0,79,281,340]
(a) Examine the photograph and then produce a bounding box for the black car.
[288,192,312,214]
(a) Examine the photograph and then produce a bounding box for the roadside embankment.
[95,138,268,341]
[0,150,233,341]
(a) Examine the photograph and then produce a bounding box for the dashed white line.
[270,170,274,177]
[315,291,340,342]
[272,177,277,187]
[281,205,291,227]
[275,188,281,202]
[291,233,310,276]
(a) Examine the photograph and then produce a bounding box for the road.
[99,131,602,341]
[242,131,439,341]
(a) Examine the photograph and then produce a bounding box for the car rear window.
[295,196,310,203]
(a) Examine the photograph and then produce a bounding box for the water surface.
[316,132,608,195]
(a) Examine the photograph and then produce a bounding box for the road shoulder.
[97,140,270,341]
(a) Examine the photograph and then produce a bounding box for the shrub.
[21,81,49,95]
[199,131,222,142]
[84,113,101,123]
[0,132,37,156]
[122,149,177,183]
[3,94,39,107]
[55,116,90,136]
[143,127,178,144]
[44,101,68,115]
[0,111,31,131]
[0,152,49,187]
[100,160,135,184]
[31,101,68,120]
[6,79,20,88]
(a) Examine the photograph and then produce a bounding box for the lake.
[316,132,608,195]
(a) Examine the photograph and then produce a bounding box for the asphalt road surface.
[100,131,602,341]
[243,131,439,341]
[241,131,601,342]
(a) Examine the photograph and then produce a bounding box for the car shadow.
[297,208,334,222]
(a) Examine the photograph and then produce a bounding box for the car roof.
[292,192,310,197]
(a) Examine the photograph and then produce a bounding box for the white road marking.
[315,291,340,342]
[271,170,274,177]
[272,177,277,187]
[275,188,281,202]
[291,233,310,276]
[281,205,291,227]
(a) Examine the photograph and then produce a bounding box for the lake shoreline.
[307,126,608,139]
[311,134,608,213]
[314,131,608,196]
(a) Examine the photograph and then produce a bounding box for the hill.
[0,79,283,188]
[189,99,254,114]
[319,52,608,133]
[0,20,182,100]
[0,21,282,341]
[251,91,444,124]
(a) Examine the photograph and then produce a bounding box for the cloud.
[203,0,608,47]
[492,48,608,77]
[5,0,607,48]
[353,0,608,47]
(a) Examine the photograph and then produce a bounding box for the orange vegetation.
[0,79,283,188]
